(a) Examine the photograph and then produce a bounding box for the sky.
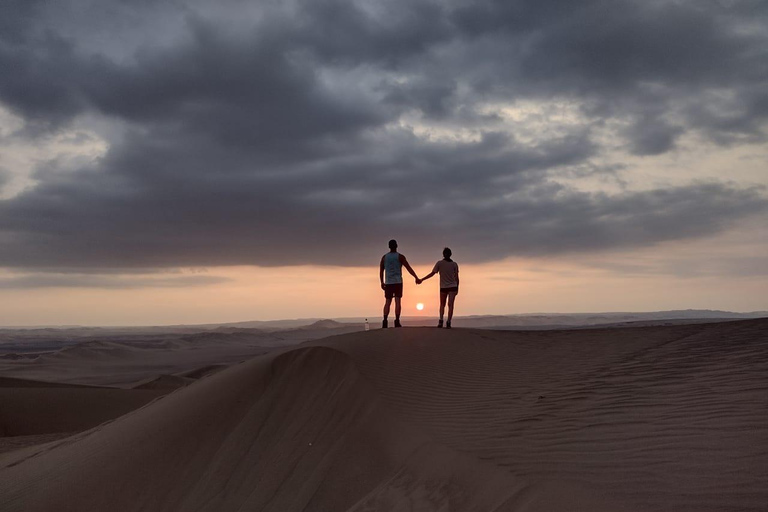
[0,0,766,326]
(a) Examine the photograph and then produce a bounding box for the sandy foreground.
[0,319,766,511]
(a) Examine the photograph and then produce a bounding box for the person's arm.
[421,262,440,281]
[379,255,386,290]
[455,264,459,287]
[399,254,421,283]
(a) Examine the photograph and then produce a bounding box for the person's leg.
[438,291,447,327]
[383,297,392,328]
[394,297,402,326]
[446,291,457,327]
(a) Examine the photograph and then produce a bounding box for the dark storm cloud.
[685,87,768,145]
[444,0,768,146]
[624,116,685,156]
[0,0,766,270]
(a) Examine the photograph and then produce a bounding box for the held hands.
[415,277,423,285]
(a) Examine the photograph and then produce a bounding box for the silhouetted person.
[380,239,421,328]
[421,247,459,328]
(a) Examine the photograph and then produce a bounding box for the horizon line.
[2,308,767,330]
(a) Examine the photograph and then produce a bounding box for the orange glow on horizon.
[2,225,768,328]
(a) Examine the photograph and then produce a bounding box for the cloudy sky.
[1,0,766,325]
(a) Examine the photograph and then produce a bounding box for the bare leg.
[447,292,457,323]
[394,297,402,320]
[439,292,447,320]
[383,297,392,319]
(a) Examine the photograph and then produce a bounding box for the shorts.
[440,286,459,295]
[384,283,403,299]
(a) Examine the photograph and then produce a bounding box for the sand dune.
[0,354,35,361]
[0,338,274,388]
[0,377,94,388]
[0,325,361,387]
[132,374,195,390]
[176,364,228,380]
[0,376,167,456]
[36,340,146,362]
[0,385,165,436]
[0,319,766,511]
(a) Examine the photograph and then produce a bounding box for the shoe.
[394,319,402,328]
[437,319,443,328]
[382,319,388,329]
[446,322,451,329]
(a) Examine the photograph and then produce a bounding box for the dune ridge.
[0,319,766,511]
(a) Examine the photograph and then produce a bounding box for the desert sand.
[0,318,766,511]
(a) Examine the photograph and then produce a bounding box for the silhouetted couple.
[379,239,460,329]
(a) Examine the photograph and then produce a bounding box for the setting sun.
[416,303,424,311]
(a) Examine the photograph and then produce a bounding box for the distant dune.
[0,327,339,387]
[0,319,766,511]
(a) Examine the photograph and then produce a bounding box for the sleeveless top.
[384,252,403,284]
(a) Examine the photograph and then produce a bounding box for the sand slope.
[0,385,165,437]
[0,377,167,456]
[1,319,766,511]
